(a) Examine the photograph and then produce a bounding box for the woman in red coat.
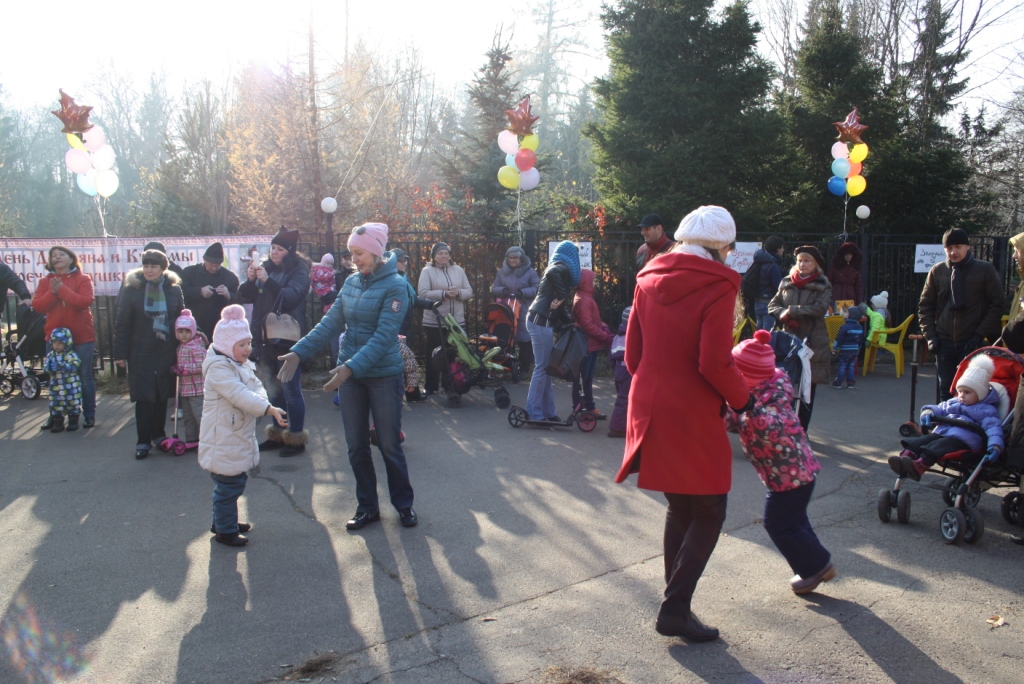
[32,246,97,429]
[615,206,752,643]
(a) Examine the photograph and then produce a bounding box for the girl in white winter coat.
[200,304,287,547]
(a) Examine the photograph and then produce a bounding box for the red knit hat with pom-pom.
[732,329,777,388]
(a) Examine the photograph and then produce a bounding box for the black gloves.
[734,394,757,414]
[431,300,443,310]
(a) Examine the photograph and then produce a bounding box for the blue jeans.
[526,319,556,420]
[571,350,599,410]
[836,350,858,385]
[763,480,830,579]
[259,355,305,434]
[755,302,774,331]
[74,342,96,420]
[211,472,248,534]
[337,373,413,513]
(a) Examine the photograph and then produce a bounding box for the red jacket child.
[572,269,613,352]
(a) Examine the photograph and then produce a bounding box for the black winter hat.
[144,241,167,254]
[431,242,451,259]
[203,242,224,264]
[271,226,300,252]
[637,213,664,229]
[794,245,826,272]
[943,228,970,247]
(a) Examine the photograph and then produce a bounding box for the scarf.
[791,271,818,289]
[949,252,974,311]
[144,275,169,340]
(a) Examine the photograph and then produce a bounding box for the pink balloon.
[831,142,849,159]
[519,167,540,191]
[65,148,91,175]
[498,130,519,155]
[83,126,106,152]
[515,148,536,171]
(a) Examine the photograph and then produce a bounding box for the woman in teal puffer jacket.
[278,223,417,531]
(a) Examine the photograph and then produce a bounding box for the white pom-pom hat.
[212,304,252,356]
[674,206,736,250]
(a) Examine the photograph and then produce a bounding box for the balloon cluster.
[827,108,868,198]
[496,97,541,192]
[52,90,119,198]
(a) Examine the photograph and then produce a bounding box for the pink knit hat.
[320,253,334,266]
[347,222,389,258]
[732,330,777,388]
[174,309,197,335]
[212,304,252,356]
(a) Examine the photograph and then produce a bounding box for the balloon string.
[516,187,523,247]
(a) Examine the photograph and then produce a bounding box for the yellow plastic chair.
[862,314,915,378]
[824,314,845,348]
[733,317,756,346]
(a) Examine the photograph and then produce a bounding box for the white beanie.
[871,291,888,309]
[674,206,736,249]
[956,354,994,399]
[212,304,252,356]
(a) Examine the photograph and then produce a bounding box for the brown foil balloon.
[504,96,540,136]
[51,89,94,134]
[833,107,867,144]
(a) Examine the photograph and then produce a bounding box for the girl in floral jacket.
[172,310,207,445]
[726,329,835,595]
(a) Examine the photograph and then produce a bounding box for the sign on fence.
[0,235,274,296]
[725,242,761,274]
[914,244,946,273]
[547,241,593,269]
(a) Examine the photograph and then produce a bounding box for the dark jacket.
[113,269,184,404]
[0,263,30,316]
[768,273,833,384]
[919,255,1004,345]
[834,320,864,353]
[750,248,783,304]
[527,261,573,328]
[237,252,311,360]
[827,242,863,304]
[399,275,435,338]
[491,254,541,343]
[180,263,240,337]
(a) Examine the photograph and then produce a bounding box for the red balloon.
[514,148,536,171]
[847,161,862,178]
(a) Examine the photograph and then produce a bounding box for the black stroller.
[1,304,49,399]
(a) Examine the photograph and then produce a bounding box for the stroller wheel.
[577,411,597,432]
[899,421,919,437]
[507,406,528,428]
[896,490,911,524]
[941,477,961,507]
[963,507,985,544]
[877,489,893,523]
[494,389,511,409]
[20,375,40,400]
[0,377,13,395]
[1000,492,1022,526]
[446,392,462,409]
[939,507,966,544]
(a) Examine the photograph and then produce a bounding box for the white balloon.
[498,130,519,155]
[91,144,116,171]
[83,126,106,152]
[519,167,540,191]
[321,197,338,213]
[95,169,120,197]
[856,205,871,219]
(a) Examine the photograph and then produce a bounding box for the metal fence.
[3,229,1018,372]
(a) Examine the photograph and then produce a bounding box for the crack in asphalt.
[250,471,318,521]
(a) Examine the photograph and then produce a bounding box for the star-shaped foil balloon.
[504,96,540,136]
[51,89,94,134]
[833,107,867,144]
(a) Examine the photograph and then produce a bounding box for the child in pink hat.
[727,330,835,595]
[171,309,207,446]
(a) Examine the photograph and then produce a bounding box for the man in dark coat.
[918,228,1004,400]
[747,235,785,330]
[0,261,32,316]
[180,242,239,337]
[635,213,674,270]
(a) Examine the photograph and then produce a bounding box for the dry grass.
[281,652,337,680]
[542,665,625,684]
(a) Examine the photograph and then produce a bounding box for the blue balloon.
[831,158,851,179]
[76,173,98,197]
[827,176,847,196]
[506,153,516,167]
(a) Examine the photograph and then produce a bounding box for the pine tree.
[906,0,968,143]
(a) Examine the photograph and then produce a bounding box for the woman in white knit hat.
[615,205,754,643]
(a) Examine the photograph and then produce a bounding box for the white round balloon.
[95,169,120,198]
[855,205,870,219]
[91,144,116,172]
[83,126,106,152]
[519,167,540,191]
[321,197,338,213]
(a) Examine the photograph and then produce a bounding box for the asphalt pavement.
[0,361,1022,684]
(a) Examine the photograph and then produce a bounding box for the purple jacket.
[924,388,1004,452]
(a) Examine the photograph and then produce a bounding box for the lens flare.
[2,591,90,683]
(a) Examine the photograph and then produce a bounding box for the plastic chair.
[824,314,845,348]
[862,314,915,378]
[733,317,756,346]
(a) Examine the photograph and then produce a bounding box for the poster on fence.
[0,235,274,296]
[725,242,761,274]
[914,244,946,273]
[547,241,593,270]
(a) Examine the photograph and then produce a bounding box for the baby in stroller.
[889,354,1005,481]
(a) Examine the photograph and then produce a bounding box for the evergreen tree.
[906,0,968,143]
[584,0,785,228]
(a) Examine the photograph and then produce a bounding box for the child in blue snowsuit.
[44,327,83,433]
[831,305,864,389]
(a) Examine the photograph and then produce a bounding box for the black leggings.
[424,326,444,392]
[661,493,728,619]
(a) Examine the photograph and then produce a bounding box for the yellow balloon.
[520,134,539,152]
[850,143,869,164]
[847,174,867,196]
[66,133,86,151]
[497,165,520,189]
